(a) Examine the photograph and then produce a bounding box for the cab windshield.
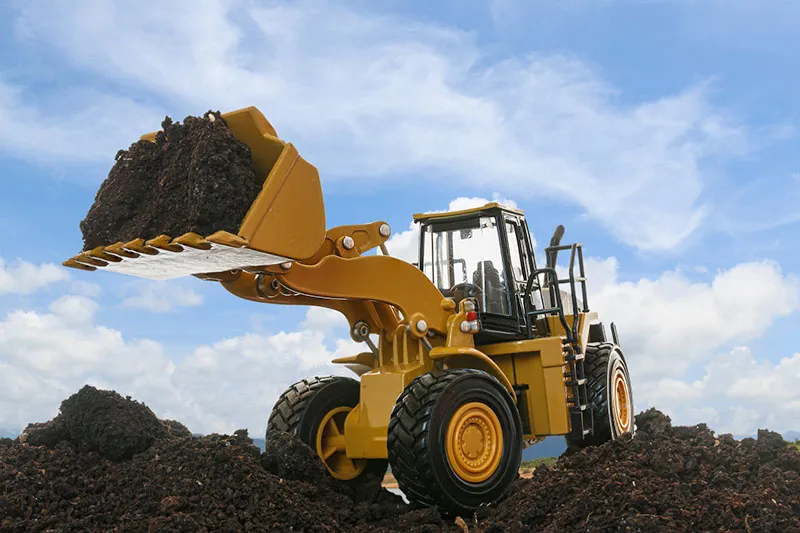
[420,216,510,315]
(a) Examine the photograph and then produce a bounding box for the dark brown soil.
[79,111,261,251]
[20,385,166,461]
[474,409,800,533]
[2,388,798,533]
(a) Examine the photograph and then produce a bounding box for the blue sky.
[0,0,798,438]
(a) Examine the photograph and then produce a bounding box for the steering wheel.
[450,282,483,302]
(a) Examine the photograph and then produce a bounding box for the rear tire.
[267,376,387,483]
[387,369,522,516]
[566,343,634,449]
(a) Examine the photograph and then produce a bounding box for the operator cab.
[414,202,543,344]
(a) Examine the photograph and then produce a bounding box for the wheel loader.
[63,106,635,515]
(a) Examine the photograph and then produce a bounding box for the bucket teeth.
[124,238,159,255]
[106,242,140,258]
[62,259,97,271]
[62,231,291,280]
[174,233,212,250]
[206,231,248,248]
[74,253,109,267]
[146,235,183,252]
[87,246,123,263]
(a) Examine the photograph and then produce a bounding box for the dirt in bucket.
[79,111,261,251]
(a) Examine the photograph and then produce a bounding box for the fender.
[429,346,516,400]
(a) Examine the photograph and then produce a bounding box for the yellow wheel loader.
[64,106,635,515]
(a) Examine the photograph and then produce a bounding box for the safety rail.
[521,242,588,342]
[522,240,593,437]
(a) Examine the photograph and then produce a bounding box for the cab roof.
[413,202,524,223]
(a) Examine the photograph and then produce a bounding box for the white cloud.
[0,79,165,166]
[0,297,175,430]
[69,281,102,298]
[301,306,350,333]
[0,297,361,436]
[586,258,799,382]
[654,347,800,436]
[48,295,98,326]
[578,257,800,434]
[0,258,69,294]
[171,326,359,435]
[8,0,748,251]
[121,282,203,313]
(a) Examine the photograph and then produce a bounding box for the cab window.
[421,217,511,315]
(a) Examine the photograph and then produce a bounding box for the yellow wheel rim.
[612,368,631,435]
[315,406,366,481]
[445,402,503,483]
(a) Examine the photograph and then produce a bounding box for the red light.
[466,311,478,321]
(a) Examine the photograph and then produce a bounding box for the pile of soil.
[2,387,798,533]
[21,385,167,461]
[1,387,407,533]
[475,409,800,533]
[80,111,262,251]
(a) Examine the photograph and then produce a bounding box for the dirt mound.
[1,387,408,533]
[477,408,800,533]
[21,385,166,461]
[80,111,261,251]
[3,388,798,533]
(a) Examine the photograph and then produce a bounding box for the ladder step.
[565,378,587,387]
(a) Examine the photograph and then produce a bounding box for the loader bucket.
[63,107,326,280]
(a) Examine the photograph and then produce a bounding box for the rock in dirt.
[262,430,329,486]
[79,111,262,251]
[21,385,166,461]
[162,419,193,439]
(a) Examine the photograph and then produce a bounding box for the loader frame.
[218,204,597,458]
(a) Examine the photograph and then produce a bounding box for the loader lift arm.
[214,220,452,340]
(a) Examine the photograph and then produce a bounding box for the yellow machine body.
[62,106,604,461]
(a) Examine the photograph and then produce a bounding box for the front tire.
[566,343,635,449]
[267,376,387,483]
[387,369,522,516]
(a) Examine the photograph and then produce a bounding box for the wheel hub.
[612,368,631,434]
[315,406,366,480]
[446,402,503,483]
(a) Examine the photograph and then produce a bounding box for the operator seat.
[473,260,509,315]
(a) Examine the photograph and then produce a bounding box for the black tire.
[387,369,522,516]
[267,376,387,483]
[566,343,635,448]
